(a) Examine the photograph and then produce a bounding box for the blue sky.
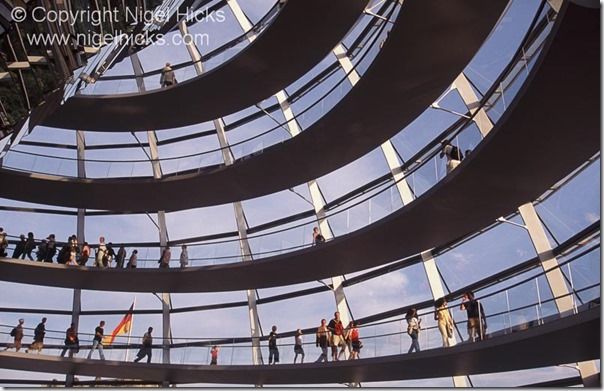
[0,0,600,386]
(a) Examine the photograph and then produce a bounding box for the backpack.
[450,145,463,161]
[10,327,16,337]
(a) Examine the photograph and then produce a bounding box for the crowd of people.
[0,226,328,268]
[0,229,194,269]
[2,296,486,365]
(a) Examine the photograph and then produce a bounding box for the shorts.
[351,341,362,353]
[294,345,304,354]
[331,335,346,347]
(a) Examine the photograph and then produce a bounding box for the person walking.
[268,325,279,365]
[134,327,153,363]
[179,245,189,268]
[87,321,106,360]
[60,323,79,357]
[460,291,487,342]
[315,319,330,363]
[26,317,47,353]
[24,232,35,260]
[4,319,24,352]
[328,312,347,361]
[405,308,421,353]
[12,234,26,259]
[435,298,455,347]
[160,63,177,87]
[293,329,305,364]
[159,246,171,268]
[210,345,220,365]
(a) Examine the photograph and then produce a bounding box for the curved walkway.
[0,1,597,293]
[38,0,367,131]
[0,0,508,211]
[0,308,598,384]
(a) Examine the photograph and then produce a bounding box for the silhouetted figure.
[312,227,325,245]
[440,139,464,174]
[12,234,26,259]
[268,325,279,364]
[134,327,153,363]
[0,227,8,257]
[24,232,35,260]
[115,245,127,268]
[87,321,106,360]
[460,291,487,342]
[26,317,46,353]
[159,246,171,268]
[36,240,47,262]
[4,319,24,352]
[60,323,79,357]
[160,63,177,87]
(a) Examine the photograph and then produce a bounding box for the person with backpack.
[348,321,361,360]
[439,139,464,174]
[134,327,153,363]
[405,308,421,353]
[4,319,24,352]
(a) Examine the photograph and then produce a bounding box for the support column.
[517,202,599,386]
[177,23,263,364]
[452,72,494,137]
[420,250,469,387]
[275,89,352,332]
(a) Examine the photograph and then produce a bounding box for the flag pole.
[124,297,136,362]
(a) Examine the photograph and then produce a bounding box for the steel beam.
[517,202,599,387]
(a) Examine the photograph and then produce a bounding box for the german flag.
[103,303,134,345]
